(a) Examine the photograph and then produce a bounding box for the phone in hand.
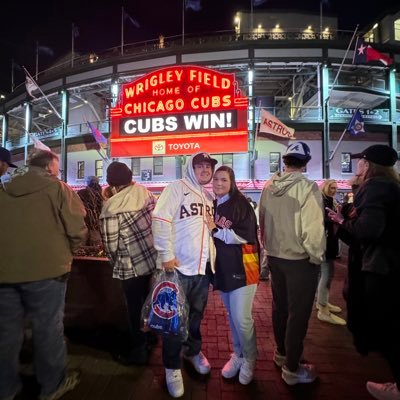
[325,207,335,214]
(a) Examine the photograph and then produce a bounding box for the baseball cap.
[283,141,311,161]
[351,145,398,167]
[0,147,17,168]
[192,153,218,167]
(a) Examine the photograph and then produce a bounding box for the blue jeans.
[0,278,67,398]
[317,260,335,306]
[162,272,209,369]
[220,284,257,361]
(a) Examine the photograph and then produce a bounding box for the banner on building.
[259,109,296,139]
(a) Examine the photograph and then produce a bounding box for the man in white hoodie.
[259,142,325,386]
[100,161,158,366]
[152,152,217,398]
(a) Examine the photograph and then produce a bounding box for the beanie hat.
[106,162,132,187]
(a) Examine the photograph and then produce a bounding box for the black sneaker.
[39,370,80,400]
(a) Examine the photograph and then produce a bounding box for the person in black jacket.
[316,179,346,325]
[206,166,260,385]
[328,144,400,400]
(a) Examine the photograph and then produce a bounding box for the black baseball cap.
[192,153,218,167]
[0,147,17,168]
[351,145,398,167]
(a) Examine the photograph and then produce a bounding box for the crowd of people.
[0,142,399,400]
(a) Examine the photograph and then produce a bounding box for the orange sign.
[110,65,248,157]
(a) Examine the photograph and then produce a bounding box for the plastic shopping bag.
[141,269,189,340]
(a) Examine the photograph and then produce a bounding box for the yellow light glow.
[275,24,280,29]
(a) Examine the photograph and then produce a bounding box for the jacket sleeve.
[59,183,88,251]
[258,186,268,246]
[301,184,326,265]
[100,215,119,263]
[152,183,180,262]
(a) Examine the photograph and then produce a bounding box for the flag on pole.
[72,24,80,38]
[185,0,201,11]
[123,10,140,28]
[28,133,51,151]
[346,109,365,135]
[25,74,39,98]
[259,109,296,139]
[87,122,107,146]
[353,37,393,66]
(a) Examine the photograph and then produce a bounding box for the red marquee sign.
[110,65,248,157]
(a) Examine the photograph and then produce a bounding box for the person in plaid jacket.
[100,161,157,366]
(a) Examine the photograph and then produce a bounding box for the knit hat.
[106,162,132,187]
[351,144,398,167]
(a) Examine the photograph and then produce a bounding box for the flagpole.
[182,0,185,46]
[250,0,254,35]
[71,23,75,67]
[352,36,359,64]
[23,66,62,120]
[121,6,124,55]
[35,41,39,79]
[11,57,15,92]
[252,100,262,162]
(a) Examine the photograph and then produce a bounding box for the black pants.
[121,274,152,349]
[268,256,319,372]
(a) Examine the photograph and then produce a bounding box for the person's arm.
[59,182,88,251]
[99,215,119,262]
[258,187,267,245]
[152,184,181,270]
[301,184,326,265]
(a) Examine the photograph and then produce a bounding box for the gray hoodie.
[259,171,325,265]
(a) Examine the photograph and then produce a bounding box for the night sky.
[0,0,398,93]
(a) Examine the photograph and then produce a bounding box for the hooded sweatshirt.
[152,152,216,276]
[100,182,157,280]
[259,171,325,265]
[0,166,87,283]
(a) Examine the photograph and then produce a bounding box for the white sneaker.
[239,359,256,385]
[183,351,211,375]
[366,382,400,400]
[317,311,346,326]
[222,353,243,378]
[281,364,317,385]
[273,350,286,368]
[165,369,184,398]
[316,303,342,313]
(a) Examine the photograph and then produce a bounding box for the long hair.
[321,179,337,198]
[363,161,400,183]
[214,166,250,221]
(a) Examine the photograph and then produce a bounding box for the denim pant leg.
[23,278,67,396]
[162,273,209,369]
[220,285,257,361]
[317,260,334,306]
[121,274,152,349]
[0,285,25,399]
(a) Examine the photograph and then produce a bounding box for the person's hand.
[327,207,344,225]
[205,214,217,232]
[162,258,180,272]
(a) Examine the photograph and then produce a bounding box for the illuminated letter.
[124,120,137,134]
[165,116,178,132]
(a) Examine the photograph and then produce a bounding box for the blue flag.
[185,0,201,11]
[346,110,365,135]
[87,122,107,146]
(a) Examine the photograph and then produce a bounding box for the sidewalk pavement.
[17,259,392,400]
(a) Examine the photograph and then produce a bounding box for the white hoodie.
[152,153,216,276]
[259,171,325,265]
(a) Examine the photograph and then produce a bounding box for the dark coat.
[340,176,400,355]
[322,195,339,260]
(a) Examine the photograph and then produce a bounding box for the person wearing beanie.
[99,161,157,366]
[328,145,400,400]
[259,141,325,386]
[152,152,217,398]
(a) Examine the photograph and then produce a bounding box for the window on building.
[153,157,163,175]
[95,160,103,178]
[341,152,352,173]
[77,161,85,179]
[364,30,374,43]
[222,153,233,168]
[131,158,140,176]
[269,152,281,173]
[395,19,400,41]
